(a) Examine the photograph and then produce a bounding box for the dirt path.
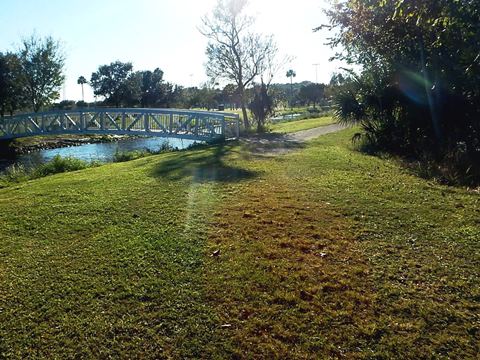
[287,123,347,142]
[241,123,348,156]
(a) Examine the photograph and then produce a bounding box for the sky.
[0,0,343,102]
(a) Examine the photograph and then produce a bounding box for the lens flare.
[397,70,431,105]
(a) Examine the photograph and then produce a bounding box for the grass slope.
[270,116,336,133]
[0,129,478,358]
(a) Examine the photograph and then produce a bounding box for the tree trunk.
[290,79,293,109]
[241,104,249,129]
[239,85,249,129]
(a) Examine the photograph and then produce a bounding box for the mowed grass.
[270,116,336,133]
[0,129,479,358]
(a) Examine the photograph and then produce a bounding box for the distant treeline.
[1,34,332,116]
[53,75,332,113]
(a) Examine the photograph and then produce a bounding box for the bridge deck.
[0,108,240,141]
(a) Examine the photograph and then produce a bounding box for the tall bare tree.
[200,0,277,129]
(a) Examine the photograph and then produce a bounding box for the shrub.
[33,155,90,177]
[1,163,30,184]
[113,142,176,163]
[113,150,146,163]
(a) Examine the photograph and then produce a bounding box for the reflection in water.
[0,137,197,172]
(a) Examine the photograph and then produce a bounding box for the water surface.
[0,137,197,172]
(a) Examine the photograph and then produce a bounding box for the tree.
[18,34,65,112]
[200,0,278,129]
[286,69,296,108]
[298,83,325,108]
[197,84,219,110]
[90,61,134,107]
[138,68,170,107]
[119,71,142,107]
[220,84,236,109]
[76,100,88,108]
[53,100,75,110]
[0,52,23,117]
[249,82,274,133]
[77,76,87,102]
[324,0,480,184]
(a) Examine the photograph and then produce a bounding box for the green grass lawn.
[0,129,478,358]
[270,116,336,133]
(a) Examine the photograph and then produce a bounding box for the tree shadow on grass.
[150,143,258,184]
[240,132,306,158]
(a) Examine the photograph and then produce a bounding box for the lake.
[0,137,197,172]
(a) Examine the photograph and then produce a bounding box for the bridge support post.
[221,117,226,139]
[144,114,149,133]
[80,112,85,131]
[122,113,126,131]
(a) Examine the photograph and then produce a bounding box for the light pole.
[313,63,320,84]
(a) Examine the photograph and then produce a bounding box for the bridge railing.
[0,108,240,142]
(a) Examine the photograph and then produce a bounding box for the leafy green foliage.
[18,34,65,112]
[248,83,274,132]
[33,155,91,177]
[90,63,182,108]
[325,0,480,184]
[0,52,23,116]
[112,143,175,163]
[90,61,135,107]
[139,68,177,107]
[298,83,326,108]
[0,155,97,186]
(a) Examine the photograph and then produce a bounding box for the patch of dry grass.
[203,177,376,358]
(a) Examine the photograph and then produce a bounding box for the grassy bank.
[270,116,336,133]
[0,155,99,188]
[0,129,478,358]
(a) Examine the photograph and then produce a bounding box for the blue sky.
[0,0,342,102]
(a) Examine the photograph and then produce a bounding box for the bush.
[0,155,98,186]
[113,142,176,163]
[33,155,90,177]
[326,0,480,185]
[0,164,29,184]
[113,150,146,162]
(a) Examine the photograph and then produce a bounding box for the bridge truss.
[0,108,240,141]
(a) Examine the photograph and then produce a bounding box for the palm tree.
[77,76,87,102]
[286,69,296,109]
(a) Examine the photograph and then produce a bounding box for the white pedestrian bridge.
[0,108,240,141]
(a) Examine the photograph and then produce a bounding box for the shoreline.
[0,134,137,156]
